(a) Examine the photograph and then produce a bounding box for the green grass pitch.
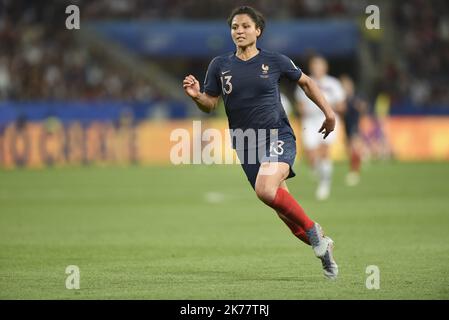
[0,161,448,299]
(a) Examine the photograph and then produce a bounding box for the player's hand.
[319,113,336,139]
[183,75,200,99]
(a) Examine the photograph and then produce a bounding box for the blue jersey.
[203,49,302,141]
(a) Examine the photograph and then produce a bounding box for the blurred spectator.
[1,0,448,110]
[0,0,159,101]
[390,0,449,107]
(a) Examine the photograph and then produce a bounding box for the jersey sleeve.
[203,57,221,97]
[278,54,302,82]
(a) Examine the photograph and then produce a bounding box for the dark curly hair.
[227,6,265,38]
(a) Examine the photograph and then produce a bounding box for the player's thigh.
[256,162,290,186]
[255,162,290,202]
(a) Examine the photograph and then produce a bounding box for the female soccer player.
[295,55,346,200]
[182,6,338,279]
[340,74,368,186]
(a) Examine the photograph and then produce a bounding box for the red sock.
[277,213,311,245]
[350,149,361,172]
[294,228,311,245]
[270,188,315,231]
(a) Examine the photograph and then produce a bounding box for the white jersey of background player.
[280,91,293,116]
[295,55,346,200]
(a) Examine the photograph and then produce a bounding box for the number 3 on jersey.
[220,75,232,95]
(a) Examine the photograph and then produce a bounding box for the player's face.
[230,14,261,48]
[309,57,328,79]
[341,76,354,96]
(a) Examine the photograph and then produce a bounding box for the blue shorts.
[344,114,360,139]
[235,133,297,190]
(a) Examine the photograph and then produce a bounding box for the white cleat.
[306,223,327,257]
[316,182,330,201]
[306,223,339,279]
[319,237,338,280]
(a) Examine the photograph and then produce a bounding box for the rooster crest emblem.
[261,64,269,74]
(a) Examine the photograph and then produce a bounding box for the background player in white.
[280,91,293,116]
[295,55,346,200]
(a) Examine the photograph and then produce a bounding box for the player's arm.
[297,73,336,139]
[183,75,219,113]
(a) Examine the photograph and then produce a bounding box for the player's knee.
[255,181,276,204]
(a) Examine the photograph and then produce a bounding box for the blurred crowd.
[387,0,449,106]
[0,0,156,101]
[0,0,448,108]
[78,0,367,20]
